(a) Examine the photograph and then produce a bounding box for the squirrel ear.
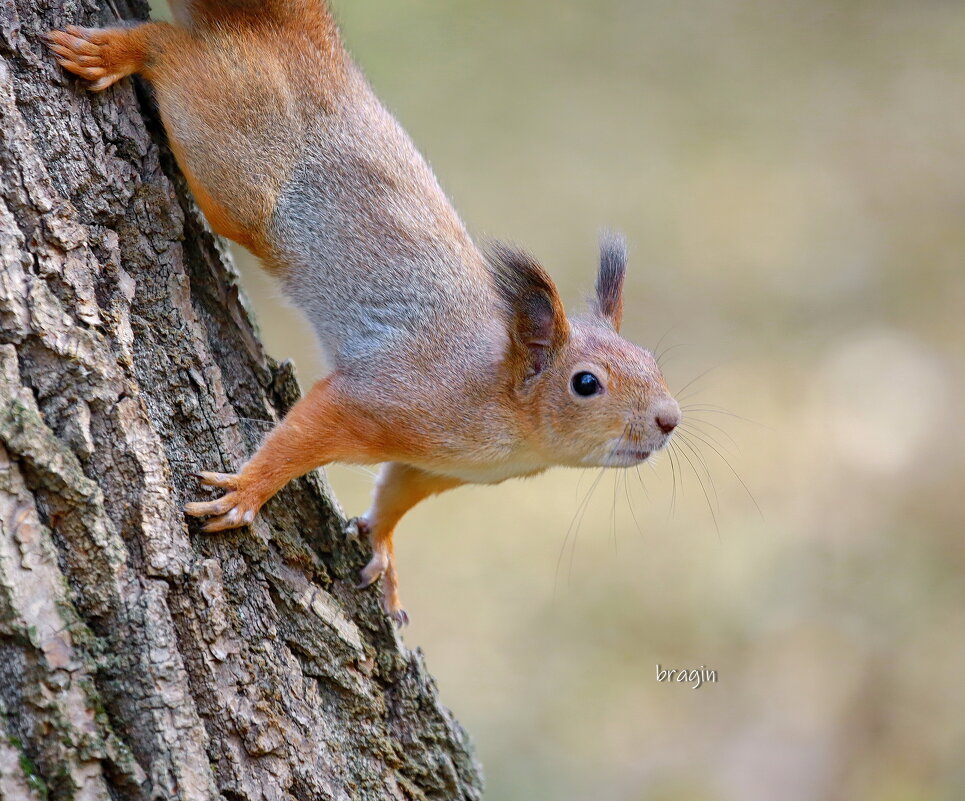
[595,231,627,331]
[488,243,570,380]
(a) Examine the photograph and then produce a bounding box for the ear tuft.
[488,243,569,380]
[595,231,627,331]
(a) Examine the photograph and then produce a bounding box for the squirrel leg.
[356,463,464,626]
[45,23,177,92]
[185,375,389,533]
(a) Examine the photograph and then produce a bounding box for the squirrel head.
[490,234,680,468]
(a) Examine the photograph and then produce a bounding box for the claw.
[66,25,105,47]
[192,471,239,490]
[343,516,370,541]
[389,608,409,628]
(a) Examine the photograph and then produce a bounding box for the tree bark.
[0,1,483,799]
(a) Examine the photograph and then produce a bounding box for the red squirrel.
[47,0,681,625]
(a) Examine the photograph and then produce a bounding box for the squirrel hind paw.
[45,26,136,91]
[343,516,370,541]
[379,587,409,627]
[387,607,409,628]
[356,552,388,589]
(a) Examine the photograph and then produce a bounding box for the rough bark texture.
[0,1,483,799]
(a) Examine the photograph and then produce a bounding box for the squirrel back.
[157,0,505,380]
[167,0,333,29]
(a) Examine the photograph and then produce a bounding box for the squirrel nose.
[654,400,681,434]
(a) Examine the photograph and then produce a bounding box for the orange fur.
[355,465,464,622]
[168,136,265,255]
[47,14,346,264]
[179,0,339,40]
[183,375,422,530]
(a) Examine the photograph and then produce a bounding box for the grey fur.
[268,66,506,387]
[595,230,627,327]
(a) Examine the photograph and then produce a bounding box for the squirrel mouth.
[610,448,652,465]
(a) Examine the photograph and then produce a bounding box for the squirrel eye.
[571,371,602,397]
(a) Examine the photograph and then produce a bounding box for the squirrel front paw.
[184,471,264,532]
[44,26,141,92]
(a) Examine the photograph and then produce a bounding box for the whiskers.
[553,364,763,593]
[554,464,608,595]
[671,358,764,527]
[554,424,631,595]
[668,429,721,539]
[673,366,764,528]
[674,415,763,523]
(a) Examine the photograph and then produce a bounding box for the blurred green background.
[157,0,965,798]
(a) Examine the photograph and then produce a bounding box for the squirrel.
[46,0,681,626]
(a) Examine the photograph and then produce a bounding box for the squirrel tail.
[167,0,335,28]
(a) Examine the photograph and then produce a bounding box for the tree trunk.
[0,1,483,799]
